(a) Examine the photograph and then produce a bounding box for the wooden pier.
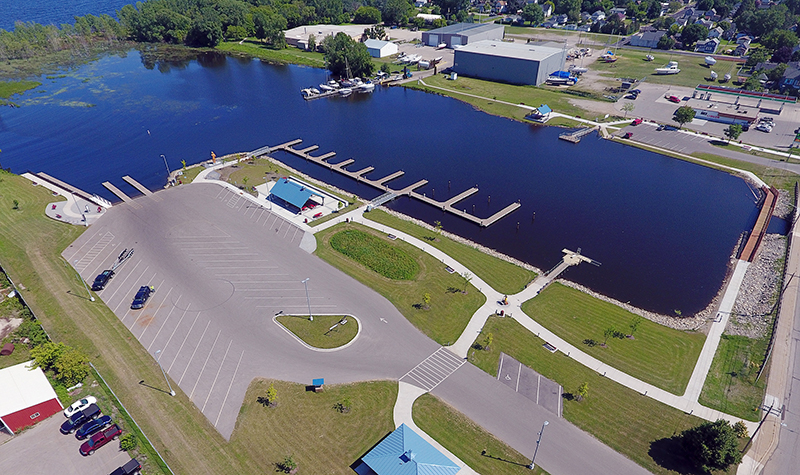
[260,139,520,227]
[559,126,599,143]
[740,186,778,262]
[102,181,142,209]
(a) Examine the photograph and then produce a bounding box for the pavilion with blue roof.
[357,423,461,475]
[269,177,323,212]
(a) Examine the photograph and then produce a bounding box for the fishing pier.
[558,126,598,143]
[260,139,520,227]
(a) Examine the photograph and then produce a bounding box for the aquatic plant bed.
[276,315,358,349]
[232,379,396,475]
[698,335,768,422]
[364,209,536,294]
[468,316,704,475]
[315,223,485,345]
[521,283,704,395]
[330,229,419,280]
[413,393,549,475]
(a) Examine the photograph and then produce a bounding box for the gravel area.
[774,189,794,220]
[728,234,787,338]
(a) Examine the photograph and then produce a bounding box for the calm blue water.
[0,50,759,315]
[0,0,129,30]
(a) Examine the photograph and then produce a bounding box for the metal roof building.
[357,424,460,475]
[365,39,399,58]
[454,40,565,86]
[421,22,504,49]
[0,361,63,434]
[269,177,323,211]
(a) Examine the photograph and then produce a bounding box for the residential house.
[734,42,750,56]
[541,3,553,17]
[414,0,428,6]
[495,0,508,13]
[564,23,578,30]
[694,37,720,54]
[554,14,569,25]
[580,11,592,22]
[577,24,592,31]
[629,30,667,48]
[779,62,800,91]
[695,18,714,29]
[591,10,606,22]
[708,26,724,38]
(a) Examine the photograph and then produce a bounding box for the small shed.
[365,39,398,58]
[269,178,323,212]
[355,423,460,475]
[0,361,63,435]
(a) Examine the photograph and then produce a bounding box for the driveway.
[0,415,130,475]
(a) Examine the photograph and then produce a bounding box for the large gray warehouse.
[421,22,504,48]
[453,40,565,86]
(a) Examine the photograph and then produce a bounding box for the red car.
[631,118,643,126]
[80,424,121,455]
[667,95,681,103]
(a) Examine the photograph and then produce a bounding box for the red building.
[0,361,63,435]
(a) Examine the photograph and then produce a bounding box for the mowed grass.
[690,152,800,191]
[413,394,549,475]
[699,335,768,422]
[330,229,419,280]
[315,222,485,345]
[468,316,704,475]
[364,209,536,294]
[217,40,326,67]
[593,50,744,89]
[522,284,705,395]
[231,379,397,474]
[276,314,358,349]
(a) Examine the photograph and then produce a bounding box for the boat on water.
[338,88,352,96]
[655,61,680,75]
[300,88,315,97]
[319,84,334,92]
[340,78,355,87]
[358,82,375,92]
[327,80,340,88]
[704,56,717,66]
[310,88,321,94]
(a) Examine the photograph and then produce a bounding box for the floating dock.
[261,139,520,227]
[559,126,599,143]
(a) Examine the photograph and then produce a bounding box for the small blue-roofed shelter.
[524,104,553,122]
[270,178,323,212]
[358,424,460,475]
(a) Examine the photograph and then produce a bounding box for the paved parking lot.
[0,415,130,475]
[63,183,439,439]
[497,353,562,417]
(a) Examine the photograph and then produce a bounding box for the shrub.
[330,229,419,280]
[119,433,138,451]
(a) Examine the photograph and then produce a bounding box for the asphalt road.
[63,183,654,474]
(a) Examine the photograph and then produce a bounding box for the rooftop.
[456,40,564,61]
[426,22,504,36]
[0,361,60,417]
[284,24,366,42]
[361,424,460,475]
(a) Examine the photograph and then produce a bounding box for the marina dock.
[263,139,520,227]
[559,126,599,143]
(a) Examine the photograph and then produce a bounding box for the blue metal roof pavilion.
[361,424,460,475]
[270,178,322,210]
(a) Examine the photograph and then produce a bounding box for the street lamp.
[302,278,312,321]
[161,154,171,181]
[528,420,549,470]
[66,258,94,302]
[155,350,176,396]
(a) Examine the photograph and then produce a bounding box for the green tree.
[680,419,743,473]
[657,34,675,50]
[733,421,749,438]
[431,18,447,28]
[461,272,472,292]
[621,102,635,118]
[432,0,469,16]
[762,29,799,52]
[354,6,382,24]
[308,34,317,52]
[680,24,708,48]
[54,346,89,386]
[522,3,544,26]
[30,341,66,370]
[383,0,413,25]
[482,332,493,350]
[322,32,374,78]
[603,326,615,345]
[119,433,138,451]
[576,382,588,401]
[746,48,770,67]
[185,16,224,47]
[364,26,387,40]
[673,105,696,129]
[253,7,287,48]
[742,74,763,91]
[12,199,19,209]
[629,316,642,336]
[724,124,743,143]
[266,382,278,407]
[226,25,247,40]
[422,292,431,309]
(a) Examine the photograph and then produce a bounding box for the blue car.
[130,285,154,310]
[76,414,112,440]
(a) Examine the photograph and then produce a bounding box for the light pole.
[302,278,312,321]
[66,259,94,302]
[155,350,176,396]
[161,154,171,182]
[528,420,549,470]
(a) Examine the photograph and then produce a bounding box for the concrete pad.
[497,353,562,417]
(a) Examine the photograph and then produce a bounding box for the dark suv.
[110,458,141,475]
[76,414,112,440]
[130,285,154,310]
[60,403,100,434]
[91,270,114,291]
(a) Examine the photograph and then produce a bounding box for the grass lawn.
[468,316,706,475]
[363,209,536,294]
[408,73,606,119]
[503,27,617,45]
[689,152,800,191]
[231,379,397,474]
[710,140,790,162]
[413,393,549,475]
[699,335,768,422]
[0,170,261,474]
[217,40,326,68]
[330,229,419,280]
[315,222,485,345]
[276,314,358,349]
[522,284,705,395]
[0,80,41,99]
[593,50,744,89]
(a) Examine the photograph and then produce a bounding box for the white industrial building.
[0,361,63,435]
[453,40,565,86]
[285,24,368,51]
[364,39,398,58]
[421,22,504,49]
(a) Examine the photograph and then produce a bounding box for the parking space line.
[75,232,115,272]
[215,187,226,199]
[202,339,232,411]
[85,243,123,284]
[189,329,221,399]
[112,265,151,314]
[177,320,211,382]
[244,295,324,299]
[138,285,173,341]
[497,353,505,379]
[146,295,181,351]
[104,260,143,306]
[283,225,291,239]
[515,363,521,392]
[195,259,270,263]
[257,304,337,309]
[215,350,244,427]
[118,270,157,319]
[162,309,196,367]
[291,228,299,242]
[64,228,103,262]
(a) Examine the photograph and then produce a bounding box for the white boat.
[352,77,363,86]
[406,54,421,64]
[319,84,334,92]
[358,82,375,92]
[710,71,718,80]
[722,73,731,82]
[338,88,352,96]
[569,65,588,74]
[704,56,717,66]
[310,88,320,94]
[340,78,355,87]
[655,61,680,75]
[645,54,654,61]
[418,60,430,70]
[300,88,313,97]
[327,80,340,88]
[437,43,447,49]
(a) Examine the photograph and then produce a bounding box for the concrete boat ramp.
[267,139,521,227]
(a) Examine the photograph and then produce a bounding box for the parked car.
[629,89,642,94]
[130,285,154,310]
[64,396,97,418]
[664,125,678,131]
[61,403,100,434]
[110,459,141,475]
[631,118,643,126]
[76,415,113,440]
[91,270,114,291]
[756,123,773,132]
[623,132,633,139]
[667,95,681,103]
[625,93,638,100]
[80,424,121,455]
[742,123,750,131]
